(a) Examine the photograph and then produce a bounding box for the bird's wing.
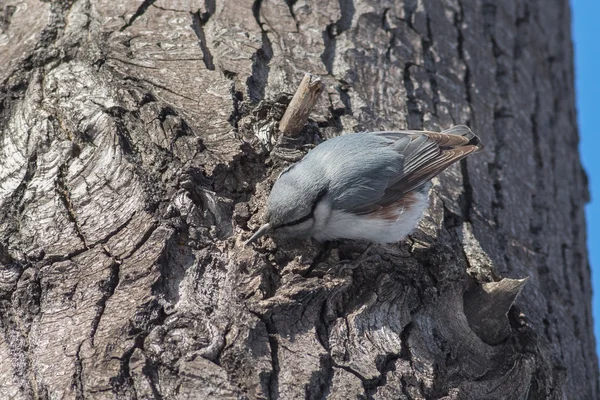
[351,126,483,214]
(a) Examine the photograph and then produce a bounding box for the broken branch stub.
[278,73,325,137]
[463,277,529,345]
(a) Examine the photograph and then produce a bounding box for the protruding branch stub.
[463,277,529,345]
[278,73,325,137]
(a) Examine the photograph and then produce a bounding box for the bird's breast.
[313,191,429,243]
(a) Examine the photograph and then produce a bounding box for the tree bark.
[0,0,596,399]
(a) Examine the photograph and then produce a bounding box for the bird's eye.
[273,189,327,229]
[277,213,313,229]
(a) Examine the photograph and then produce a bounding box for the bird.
[245,125,483,245]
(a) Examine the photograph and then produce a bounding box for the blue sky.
[572,0,600,354]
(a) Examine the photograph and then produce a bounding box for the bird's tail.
[440,125,484,152]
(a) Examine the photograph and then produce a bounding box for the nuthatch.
[246,126,483,245]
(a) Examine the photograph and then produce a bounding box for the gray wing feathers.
[397,144,480,194]
[439,125,477,140]
[399,125,482,183]
[352,126,483,213]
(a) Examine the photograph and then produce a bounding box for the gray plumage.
[246,125,483,244]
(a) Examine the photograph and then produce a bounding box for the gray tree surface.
[0,0,597,399]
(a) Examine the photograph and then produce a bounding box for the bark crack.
[328,324,413,398]
[90,255,121,345]
[125,76,199,102]
[109,302,166,397]
[422,13,440,117]
[484,2,508,229]
[311,298,334,399]
[529,91,543,236]
[225,74,244,130]
[150,4,189,13]
[190,9,215,71]
[313,355,334,400]
[265,318,280,400]
[455,1,473,120]
[301,243,332,278]
[320,0,355,75]
[402,0,417,29]
[142,358,164,400]
[364,353,402,397]
[284,0,299,32]
[249,0,273,102]
[122,221,159,260]
[91,213,135,248]
[252,311,280,400]
[3,152,38,239]
[459,161,474,222]
[56,163,88,249]
[120,0,158,31]
[73,341,85,400]
[403,62,423,129]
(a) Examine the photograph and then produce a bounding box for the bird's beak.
[245,223,272,245]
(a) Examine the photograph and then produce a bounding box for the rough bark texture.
[0,0,596,399]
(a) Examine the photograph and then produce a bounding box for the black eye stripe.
[273,188,328,229]
[278,213,313,228]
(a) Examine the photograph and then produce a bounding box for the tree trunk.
[0,0,596,399]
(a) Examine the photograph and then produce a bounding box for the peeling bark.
[0,0,596,399]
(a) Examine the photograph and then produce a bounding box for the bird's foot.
[330,244,375,275]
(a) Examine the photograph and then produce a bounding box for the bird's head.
[245,166,327,245]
